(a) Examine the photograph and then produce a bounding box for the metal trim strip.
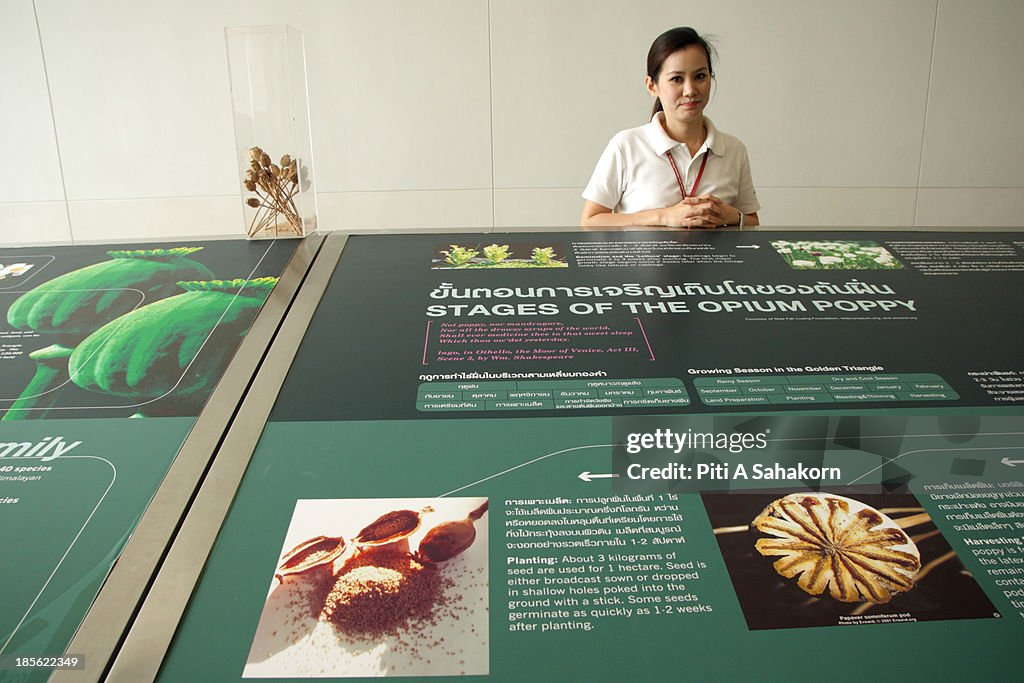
[50,233,326,683]
[101,232,347,683]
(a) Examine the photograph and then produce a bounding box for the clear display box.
[225,25,317,239]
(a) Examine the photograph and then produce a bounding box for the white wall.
[1,0,1022,245]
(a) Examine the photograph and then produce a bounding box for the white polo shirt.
[583,114,760,216]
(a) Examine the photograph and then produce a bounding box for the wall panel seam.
[487,0,496,232]
[914,0,941,225]
[31,0,72,240]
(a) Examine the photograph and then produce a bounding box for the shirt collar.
[646,112,724,157]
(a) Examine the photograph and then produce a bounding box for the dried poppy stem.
[915,549,958,580]
[910,529,942,544]
[893,513,931,530]
[468,500,488,520]
[712,524,750,535]
[850,601,873,617]
[243,145,305,237]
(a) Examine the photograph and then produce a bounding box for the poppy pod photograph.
[244,497,489,678]
[701,488,998,630]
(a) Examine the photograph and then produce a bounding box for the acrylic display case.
[225,25,317,239]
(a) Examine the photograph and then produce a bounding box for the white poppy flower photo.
[770,240,904,271]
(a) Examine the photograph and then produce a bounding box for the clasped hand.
[663,195,739,228]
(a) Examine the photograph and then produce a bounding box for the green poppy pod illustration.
[68,278,277,416]
[3,247,215,420]
[7,247,214,337]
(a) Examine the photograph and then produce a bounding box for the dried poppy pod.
[354,506,435,549]
[276,535,348,582]
[752,493,921,604]
[414,500,488,565]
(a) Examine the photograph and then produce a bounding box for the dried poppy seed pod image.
[245,497,488,678]
[702,488,999,631]
[415,500,489,565]
[353,506,435,553]
[752,494,920,604]
[275,535,348,584]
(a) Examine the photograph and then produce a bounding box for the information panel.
[154,231,1024,681]
[275,232,1024,420]
[0,239,297,681]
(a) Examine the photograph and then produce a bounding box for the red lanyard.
[666,149,709,200]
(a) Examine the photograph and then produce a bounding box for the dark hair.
[647,27,717,118]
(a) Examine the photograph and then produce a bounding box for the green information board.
[146,231,1024,681]
[0,418,192,673]
[0,238,298,682]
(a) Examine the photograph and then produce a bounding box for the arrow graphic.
[578,471,619,482]
[736,245,760,249]
[1002,457,1024,466]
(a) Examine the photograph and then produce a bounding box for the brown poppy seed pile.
[265,503,489,674]
[317,548,441,638]
[265,550,487,675]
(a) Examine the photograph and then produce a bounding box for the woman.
[581,27,760,229]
